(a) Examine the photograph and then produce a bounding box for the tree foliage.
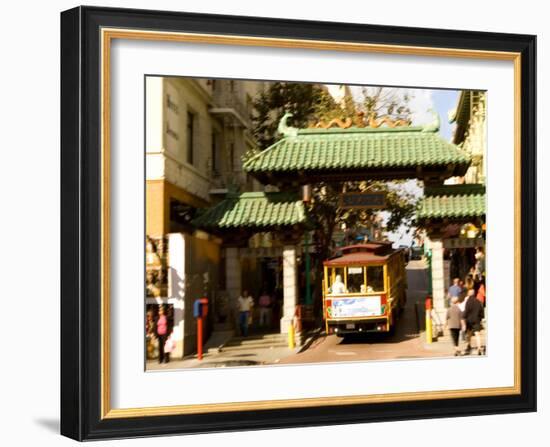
[252,82,324,150]
[252,82,419,259]
[360,86,412,120]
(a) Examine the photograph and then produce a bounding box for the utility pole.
[302,184,313,306]
[304,231,312,306]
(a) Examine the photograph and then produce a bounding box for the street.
[279,259,454,365]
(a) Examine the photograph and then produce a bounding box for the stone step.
[220,342,289,352]
[222,333,287,349]
[228,333,285,343]
[222,338,287,348]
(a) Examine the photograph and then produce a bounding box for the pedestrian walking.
[445,296,463,356]
[458,286,473,342]
[237,290,254,337]
[458,286,473,312]
[458,279,465,296]
[461,287,485,355]
[156,306,169,363]
[447,278,463,307]
[258,290,272,328]
[464,276,475,293]
[475,247,486,281]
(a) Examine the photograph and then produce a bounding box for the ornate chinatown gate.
[193,112,485,334]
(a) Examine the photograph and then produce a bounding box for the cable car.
[322,242,407,336]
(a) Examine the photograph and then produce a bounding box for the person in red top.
[476,281,486,306]
[156,306,168,363]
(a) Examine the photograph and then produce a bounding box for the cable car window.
[366,265,384,292]
[346,266,364,293]
[329,267,346,294]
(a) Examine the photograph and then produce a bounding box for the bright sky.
[342,85,459,138]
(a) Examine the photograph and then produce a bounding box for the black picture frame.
[61,5,536,441]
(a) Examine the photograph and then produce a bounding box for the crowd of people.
[444,247,486,356]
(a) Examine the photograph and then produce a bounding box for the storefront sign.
[443,237,485,249]
[339,192,386,209]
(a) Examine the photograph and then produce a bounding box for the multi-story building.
[421,90,487,321]
[451,91,486,185]
[145,77,264,358]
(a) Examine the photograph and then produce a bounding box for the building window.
[211,132,220,174]
[166,94,179,114]
[229,142,234,171]
[186,111,195,165]
[166,121,179,140]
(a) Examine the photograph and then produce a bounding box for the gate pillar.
[280,245,298,334]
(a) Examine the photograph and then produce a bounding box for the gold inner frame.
[100,28,522,419]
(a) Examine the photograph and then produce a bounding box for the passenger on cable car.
[360,284,374,293]
[329,274,347,294]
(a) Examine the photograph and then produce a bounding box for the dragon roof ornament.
[422,108,441,133]
[277,112,298,137]
[310,111,411,130]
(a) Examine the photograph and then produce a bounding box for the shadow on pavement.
[196,360,260,368]
[337,295,424,346]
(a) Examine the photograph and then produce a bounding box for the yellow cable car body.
[322,242,407,336]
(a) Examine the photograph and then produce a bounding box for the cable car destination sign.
[339,192,386,209]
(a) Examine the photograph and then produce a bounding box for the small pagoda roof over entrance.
[192,192,309,235]
[243,114,471,185]
[417,184,486,221]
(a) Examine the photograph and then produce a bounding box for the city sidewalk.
[146,329,320,371]
[422,325,487,356]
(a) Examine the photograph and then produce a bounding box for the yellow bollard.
[425,309,432,344]
[288,323,296,349]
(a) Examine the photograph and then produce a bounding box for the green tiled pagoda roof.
[418,184,486,219]
[243,126,470,175]
[192,192,307,230]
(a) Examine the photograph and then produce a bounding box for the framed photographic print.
[60,6,536,441]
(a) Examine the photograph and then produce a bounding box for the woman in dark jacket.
[461,288,485,355]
